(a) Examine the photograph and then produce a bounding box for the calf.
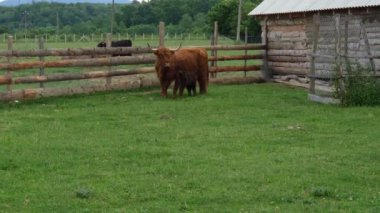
[178,70,197,96]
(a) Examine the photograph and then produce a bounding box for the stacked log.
[264,15,311,77]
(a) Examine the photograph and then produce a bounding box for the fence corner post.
[244,27,248,77]
[38,37,45,88]
[106,33,113,88]
[159,22,165,48]
[261,16,271,81]
[210,21,219,78]
[309,14,320,95]
[6,36,13,94]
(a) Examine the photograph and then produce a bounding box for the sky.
[0,0,145,1]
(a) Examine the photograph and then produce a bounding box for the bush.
[334,62,380,106]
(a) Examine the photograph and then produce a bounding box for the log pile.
[264,15,311,77]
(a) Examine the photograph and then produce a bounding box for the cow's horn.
[175,43,182,51]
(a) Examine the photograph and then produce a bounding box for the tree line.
[0,0,262,39]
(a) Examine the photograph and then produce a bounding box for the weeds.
[334,62,380,106]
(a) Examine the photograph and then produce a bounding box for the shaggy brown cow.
[153,47,209,97]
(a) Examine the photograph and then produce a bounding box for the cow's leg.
[198,77,207,94]
[161,81,170,97]
[161,87,167,97]
[186,86,192,96]
[179,79,185,96]
[173,80,179,98]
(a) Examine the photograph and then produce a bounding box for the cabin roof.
[249,0,380,16]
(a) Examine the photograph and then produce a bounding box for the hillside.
[0,0,130,7]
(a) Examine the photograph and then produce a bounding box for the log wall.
[264,14,311,77]
[262,8,380,78]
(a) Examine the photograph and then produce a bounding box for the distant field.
[0,83,379,212]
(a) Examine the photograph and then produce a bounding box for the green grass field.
[0,83,379,212]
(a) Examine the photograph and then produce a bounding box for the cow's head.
[152,47,175,79]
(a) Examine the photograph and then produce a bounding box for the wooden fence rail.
[0,67,156,85]
[0,44,264,57]
[0,39,265,101]
[0,55,156,71]
[0,54,263,72]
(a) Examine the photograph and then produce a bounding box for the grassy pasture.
[0,83,379,212]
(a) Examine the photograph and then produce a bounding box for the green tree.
[178,14,193,33]
[192,13,210,34]
[208,0,262,38]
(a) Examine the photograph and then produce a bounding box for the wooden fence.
[1,32,239,44]
[0,36,266,101]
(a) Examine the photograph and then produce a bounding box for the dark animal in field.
[153,46,209,97]
[97,39,132,56]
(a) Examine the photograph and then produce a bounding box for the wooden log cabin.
[249,0,380,103]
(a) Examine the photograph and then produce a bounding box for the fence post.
[159,22,165,47]
[210,21,218,78]
[38,37,45,88]
[244,27,248,77]
[6,36,13,94]
[106,33,112,88]
[261,16,271,81]
[335,14,345,98]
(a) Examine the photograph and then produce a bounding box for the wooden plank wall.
[314,9,380,78]
[265,14,311,76]
[263,8,380,79]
